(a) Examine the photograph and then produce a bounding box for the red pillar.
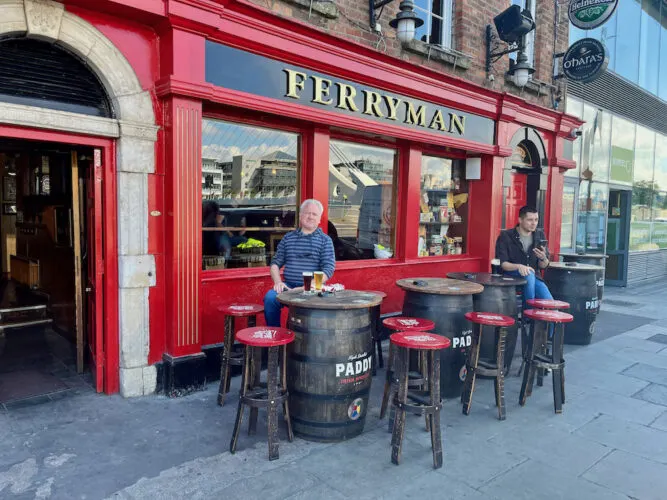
[304,127,330,229]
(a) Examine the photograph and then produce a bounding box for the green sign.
[610,146,633,184]
[569,0,618,30]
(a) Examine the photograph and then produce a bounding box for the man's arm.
[270,264,288,293]
[320,235,336,282]
[496,231,533,276]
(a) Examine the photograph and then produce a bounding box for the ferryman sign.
[568,0,618,30]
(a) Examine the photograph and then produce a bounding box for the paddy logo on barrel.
[336,352,372,385]
[347,398,364,421]
[452,329,473,349]
[585,297,600,311]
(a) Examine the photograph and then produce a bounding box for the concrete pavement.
[1,281,667,499]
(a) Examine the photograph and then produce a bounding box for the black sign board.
[562,38,608,84]
[205,41,495,146]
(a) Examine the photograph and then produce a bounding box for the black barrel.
[473,286,518,372]
[402,292,473,398]
[287,306,373,442]
[560,253,607,301]
[544,262,603,345]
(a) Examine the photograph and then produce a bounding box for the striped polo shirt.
[271,228,336,287]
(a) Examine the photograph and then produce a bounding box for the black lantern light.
[369,0,423,43]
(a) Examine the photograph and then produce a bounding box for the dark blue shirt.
[495,227,549,273]
[271,228,336,287]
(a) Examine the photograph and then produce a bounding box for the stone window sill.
[281,0,338,19]
[402,39,471,71]
[504,74,558,96]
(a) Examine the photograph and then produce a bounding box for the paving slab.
[582,449,667,500]
[563,365,650,396]
[574,414,667,464]
[623,362,667,386]
[650,411,667,432]
[567,387,665,425]
[633,383,667,407]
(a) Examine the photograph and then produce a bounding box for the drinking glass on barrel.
[491,258,502,276]
[302,272,313,293]
[313,271,324,292]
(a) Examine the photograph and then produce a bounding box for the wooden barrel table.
[544,262,604,345]
[396,278,483,399]
[277,289,383,442]
[559,253,608,301]
[447,272,525,373]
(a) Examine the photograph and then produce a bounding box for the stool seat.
[383,317,435,332]
[464,312,515,327]
[236,327,294,347]
[220,303,264,316]
[524,309,574,323]
[526,299,570,310]
[390,332,451,350]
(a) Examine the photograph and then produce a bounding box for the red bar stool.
[523,299,570,385]
[461,312,515,420]
[388,331,451,469]
[229,326,294,461]
[526,299,570,310]
[519,309,574,414]
[379,317,435,425]
[217,303,264,406]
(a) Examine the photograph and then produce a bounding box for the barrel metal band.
[289,388,369,401]
[288,352,373,364]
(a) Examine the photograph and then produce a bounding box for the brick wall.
[245,0,570,109]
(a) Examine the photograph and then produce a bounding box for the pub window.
[418,156,468,257]
[328,140,397,261]
[413,0,453,49]
[201,118,300,270]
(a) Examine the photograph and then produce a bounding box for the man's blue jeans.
[264,284,299,327]
[506,270,553,303]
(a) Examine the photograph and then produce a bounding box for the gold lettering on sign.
[429,109,447,131]
[336,83,359,111]
[312,76,334,105]
[383,95,401,120]
[284,69,307,99]
[404,102,426,127]
[449,113,466,135]
[362,91,384,118]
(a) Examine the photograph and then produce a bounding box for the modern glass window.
[560,184,576,250]
[201,118,300,270]
[652,191,667,248]
[654,134,667,195]
[328,140,397,261]
[580,104,610,183]
[576,181,608,253]
[610,116,636,185]
[660,4,667,101]
[638,0,662,95]
[418,156,468,257]
[633,125,656,184]
[565,96,583,178]
[588,11,618,71]
[414,0,453,49]
[615,0,642,83]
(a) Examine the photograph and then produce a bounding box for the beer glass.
[302,272,313,293]
[313,271,324,291]
[491,258,502,276]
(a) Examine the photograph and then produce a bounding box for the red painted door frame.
[0,124,119,394]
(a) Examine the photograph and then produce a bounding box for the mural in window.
[201,119,300,270]
[418,156,468,257]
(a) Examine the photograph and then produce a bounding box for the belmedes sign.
[568,0,618,30]
[562,38,608,84]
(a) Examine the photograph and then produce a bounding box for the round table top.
[546,262,605,272]
[396,277,484,296]
[276,289,384,309]
[560,253,608,260]
[447,272,526,287]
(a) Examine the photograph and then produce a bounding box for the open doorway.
[0,139,100,405]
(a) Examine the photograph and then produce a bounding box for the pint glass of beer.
[302,272,313,293]
[491,258,502,276]
[313,271,324,291]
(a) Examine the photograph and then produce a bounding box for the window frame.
[413,0,454,49]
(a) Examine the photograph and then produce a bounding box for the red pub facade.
[0,0,580,397]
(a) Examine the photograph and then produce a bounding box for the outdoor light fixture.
[369,0,423,43]
[485,5,536,87]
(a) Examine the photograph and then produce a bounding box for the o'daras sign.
[562,38,608,84]
[205,41,495,145]
[568,0,618,30]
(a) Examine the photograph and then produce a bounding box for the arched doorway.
[0,0,158,398]
[503,128,548,229]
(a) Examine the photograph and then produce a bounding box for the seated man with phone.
[495,205,553,302]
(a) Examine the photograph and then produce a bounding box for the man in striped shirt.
[264,199,336,326]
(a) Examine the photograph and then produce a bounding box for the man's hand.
[533,246,547,262]
[273,282,289,293]
[517,264,535,277]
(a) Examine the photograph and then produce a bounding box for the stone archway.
[0,0,158,397]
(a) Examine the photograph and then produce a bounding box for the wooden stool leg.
[281,345,294,442]
[495,327,507,421]
[391,347,409,466]
[230,345,251,453]
[248,314,257,328]
[380,343,395,420]
[218,315,235,406]
[461,324,481,415]
[525,324,546,399]
[519,322,539,406]
[552,324,565,414]
[429,350,443,469]
[420,350,430,431]
[267,346,280,460]
[247,346,262,436]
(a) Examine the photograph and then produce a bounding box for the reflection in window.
[413,0,453,48]
[201,119,300,270]
[560,184,576,250]
[653,133,667,193]
[630,174,654,251]
[638,0,661,95]
[614,0,641,83]
[418,156,468,257]
[660,6,667,101]
[580,105,610,183]
[633,126,655,183]
[587,12,618,71]
[328,140,397,261]
[576,181,608,253]
[652,192,667,249]
[565,96,583,178]
[610,115,636,185]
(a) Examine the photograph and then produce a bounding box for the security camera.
[569,129,582,139]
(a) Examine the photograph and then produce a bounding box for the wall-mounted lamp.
[369,0,423,43]
[485,5,536,87]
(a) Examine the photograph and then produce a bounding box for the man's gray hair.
[300,199,324,214]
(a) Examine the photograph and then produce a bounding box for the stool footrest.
[393,393,442,415]
[240,388,289,408]
[533,355,564,370]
